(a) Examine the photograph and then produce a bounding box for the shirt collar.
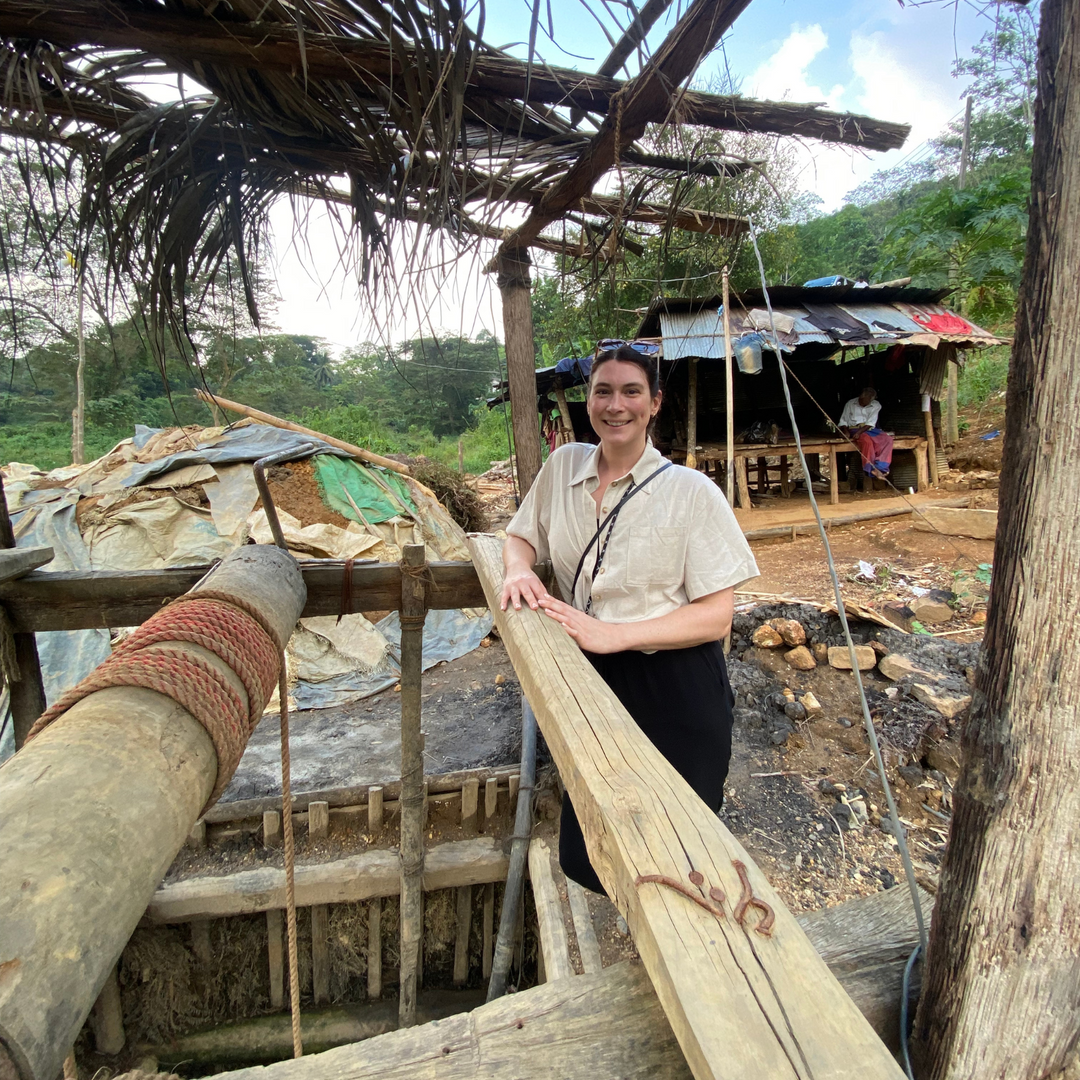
[568,439,664,489]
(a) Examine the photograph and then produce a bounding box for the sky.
[266,0,1005,353]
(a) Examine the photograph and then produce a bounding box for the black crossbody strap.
[570,461,673,608]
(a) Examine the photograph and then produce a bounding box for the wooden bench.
[673,437,930,506]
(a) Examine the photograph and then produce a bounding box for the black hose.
[486,696,538,1001]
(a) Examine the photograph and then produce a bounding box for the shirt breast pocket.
[624,526,685,588]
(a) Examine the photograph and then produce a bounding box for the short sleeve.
[505,455,554,562]
[683,481,759,600]
[838,398,856,427]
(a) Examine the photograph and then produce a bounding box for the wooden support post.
[398,543,427,1028]
[89,966,125,1055]
[528,837,574,983]
[483,776,499,830]
[482,882,495,980]
[308,801,329,841]
[922,395,940,486]
[566,880,603,975]
[779,455,790,498]
[828,447,840,506]
[0,474,47,751]
[722,268,735,507]
[263,810,281,849]
[946,362,959,446]
[461,777,479,836]
[267,909,285,1009]
[497,250,543,496]
[367,785,383,833]
[367,899,382,1000]
[915,443,930,492]
[453,885,473,988]
[508,773,520,815]
[686,359,699,471]
[734,457,751,509]
[186,820,207,850]
[311,904,330,1005]
[0,546,306,1080]
[553,386,576,442]
[468,535,906,1080]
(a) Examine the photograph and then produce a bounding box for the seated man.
[839,387,894,479]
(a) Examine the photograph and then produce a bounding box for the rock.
[912,682,972,720]
[828,645,876,670]
[878,653,935,682]
[847,798,869,826]
[752,624,785,648]
[911,598,955,625]
[770,724,794,746]
[801,691,822,716]
[880,601,916,632]
[769,618,806,646]
[819,779,843,796]
[494,673,506,685]
[784,701,807,722]
[926,744,961,775]
[870,640,889,656]
[832,803,858,830]
[898,764,925,788]
[837,716,853,728]
[971,610,987,625]
[812,642,829,663]
[784,645,817,671]
[912,506,998,540]
[782,687,796,703]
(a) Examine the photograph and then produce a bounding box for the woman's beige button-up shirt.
[507,441,759,623]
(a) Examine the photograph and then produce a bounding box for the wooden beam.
[528,838,575,983]
[146,837,509,923]
[0,546,53,586]
[500,0,754,255]
[0,560,488,632]
[467,535,904,1080]
[566,880,603,975]
[597,0,678,79]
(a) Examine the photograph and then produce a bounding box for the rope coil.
[26,595,280,811]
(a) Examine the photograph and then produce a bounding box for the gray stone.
[847,798,869,826]
[898,765,925,788]
[837,716,853,728]
[770,724,794,746]
[912,506,998,540]
[784,701,807,722]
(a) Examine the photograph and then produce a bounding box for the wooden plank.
[482,882,495,980]
[453,885,473,988]
[0,560,488,632]
[367,899,382,999]
[146,836,510,923]
[912,506,997,539]
[915,444,930,492]
[263,810,281,849]
[528,838,575,983]
[483,777,499,831]
[172,961,693,1080]
[734,457,751,509]
[311,904,330,1005]
[740,498,973,540]
[308,801,329,841]
[267,910,284,1009]
[0,546,52,585]
[367,786,383,833]
[566,880,603,975]
[829,446,840,506]
[202,766,520,825]
[468,535,905,1080]
[461,777,480,836]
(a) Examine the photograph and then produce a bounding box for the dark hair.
[589,344,661,398]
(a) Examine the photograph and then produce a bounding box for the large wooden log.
[0,547,306,1080]
[146,837,510,923]
[468,535,904,1080]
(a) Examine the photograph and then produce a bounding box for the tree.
[911,3,1080,1078]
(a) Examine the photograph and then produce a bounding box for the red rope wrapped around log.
[26,594,282,810]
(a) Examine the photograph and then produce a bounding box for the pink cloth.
[855,430,894,473]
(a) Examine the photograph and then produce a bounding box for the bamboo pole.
[71,267,85,467]
[722,268,735,506]
[193,390,409,475]
[553,386,576,442]
[0,546,305,1080]
[922,393,940,486]
[398,544,427,1027]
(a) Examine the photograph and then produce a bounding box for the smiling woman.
[499,344,760,894]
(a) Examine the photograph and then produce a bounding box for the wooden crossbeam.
[498,0,753,255]
[0,2,908,154]
[0,546,52,586]
[468,535,904,1080]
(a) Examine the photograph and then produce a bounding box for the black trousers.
[559,639,735,895]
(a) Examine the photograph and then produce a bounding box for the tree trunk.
[912,4,1080,1078]
[497,250,543,497]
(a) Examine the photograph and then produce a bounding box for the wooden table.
[673,437,930,507]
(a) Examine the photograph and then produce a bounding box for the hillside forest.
[0,10,1034,475]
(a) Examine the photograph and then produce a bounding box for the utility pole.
[946,96,973,448]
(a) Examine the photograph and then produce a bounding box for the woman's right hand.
[500,567,549,612]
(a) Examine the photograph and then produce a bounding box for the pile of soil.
[257,459,352,529]
[948,396,1006,472]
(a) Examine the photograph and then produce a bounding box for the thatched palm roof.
[0,0,910,346]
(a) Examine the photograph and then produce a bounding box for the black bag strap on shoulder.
[570,461,673,612]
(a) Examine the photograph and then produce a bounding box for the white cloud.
[748,25,845,108]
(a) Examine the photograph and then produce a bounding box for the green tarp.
[312,454,416,525]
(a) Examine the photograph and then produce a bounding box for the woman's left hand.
[537,596,625,654]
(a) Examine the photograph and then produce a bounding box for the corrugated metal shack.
[632,284,1006,506]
